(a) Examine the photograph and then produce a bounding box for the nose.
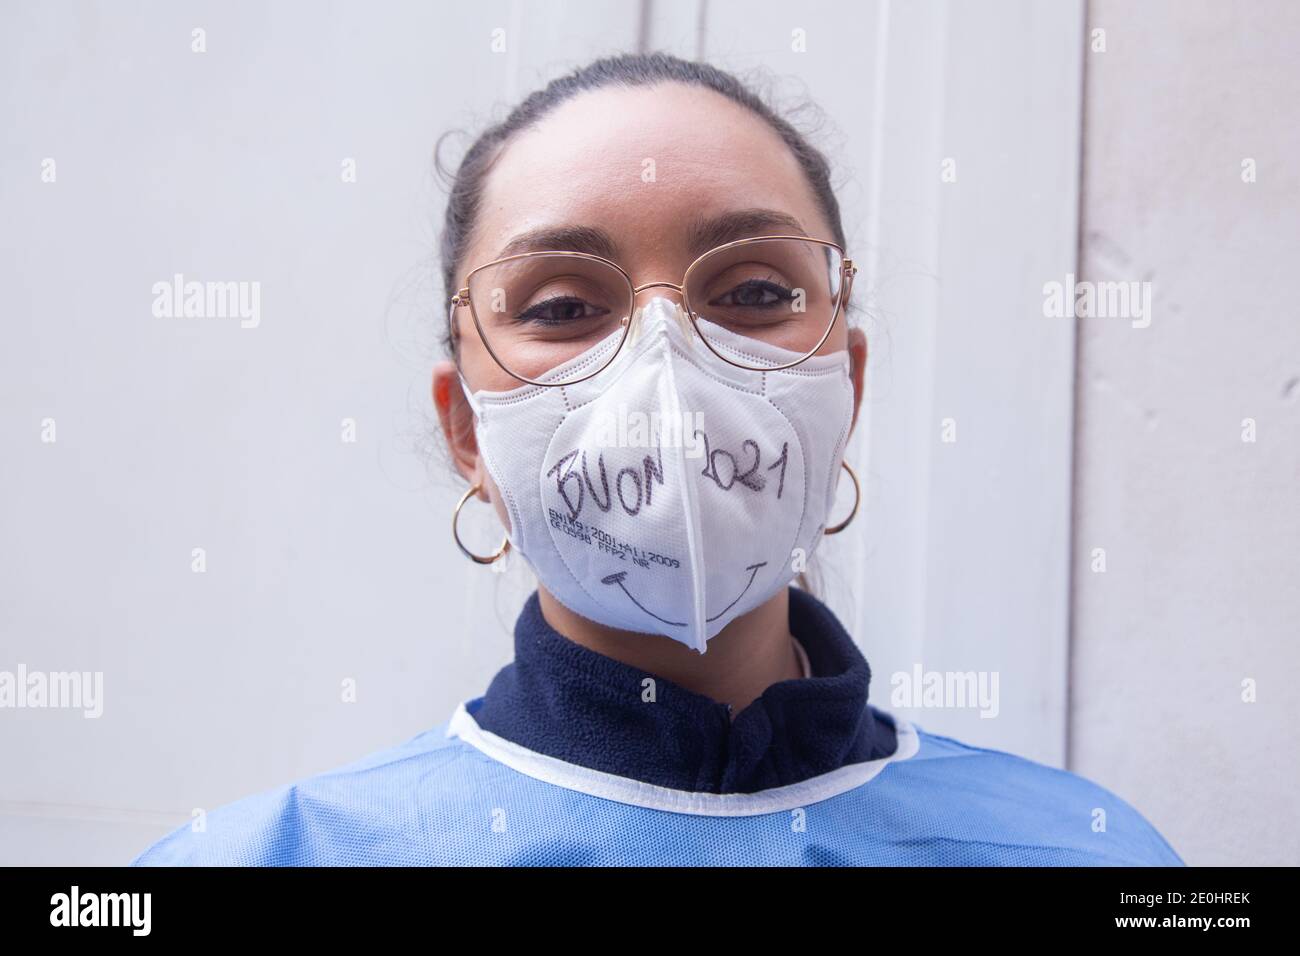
[624,291,696,351]
[627,288,695,346]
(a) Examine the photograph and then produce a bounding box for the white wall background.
[0,0,1293,865]
[1070,0,1300,866]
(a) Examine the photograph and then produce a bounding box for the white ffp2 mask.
[460,296,855,653]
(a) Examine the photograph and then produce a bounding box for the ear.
[432,360,487,499]
[846,326,868,438]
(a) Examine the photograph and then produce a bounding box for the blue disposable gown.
[132,700,1183,866]
[132,589,1183,866]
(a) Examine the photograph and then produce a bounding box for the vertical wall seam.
[637,0,653,54]
[917,0,947,661]
[1064,0,1092,772]
[852,0,892,651]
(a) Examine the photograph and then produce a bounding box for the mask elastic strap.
[457,372,484,420]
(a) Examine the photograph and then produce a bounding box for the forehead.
[465,83,830,268]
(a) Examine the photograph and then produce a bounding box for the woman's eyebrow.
[491,208,807,262]
[494,225,619,261]
[685,208,808,258]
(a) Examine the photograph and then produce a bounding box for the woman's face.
[433,82,867,526]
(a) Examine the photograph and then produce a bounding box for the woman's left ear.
[847,326,868,437]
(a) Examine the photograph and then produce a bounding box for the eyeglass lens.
[465,237,845,384]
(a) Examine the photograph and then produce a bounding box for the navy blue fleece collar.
[469,586,898,794]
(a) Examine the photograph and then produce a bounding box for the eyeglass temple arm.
[448,288,471,351]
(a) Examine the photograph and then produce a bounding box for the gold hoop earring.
[452,482,511,564]
[824,460,860,535]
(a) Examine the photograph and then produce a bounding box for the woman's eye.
[711,279,794,308]
[514,296,609,325]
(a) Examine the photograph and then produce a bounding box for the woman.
[134,52,1183,866]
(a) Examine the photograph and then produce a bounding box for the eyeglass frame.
[448,234,858,387]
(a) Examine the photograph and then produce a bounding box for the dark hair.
[434,51,848,360]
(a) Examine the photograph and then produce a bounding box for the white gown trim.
[446,700,921,817]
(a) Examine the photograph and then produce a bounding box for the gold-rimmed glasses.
[449,235,857,387]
